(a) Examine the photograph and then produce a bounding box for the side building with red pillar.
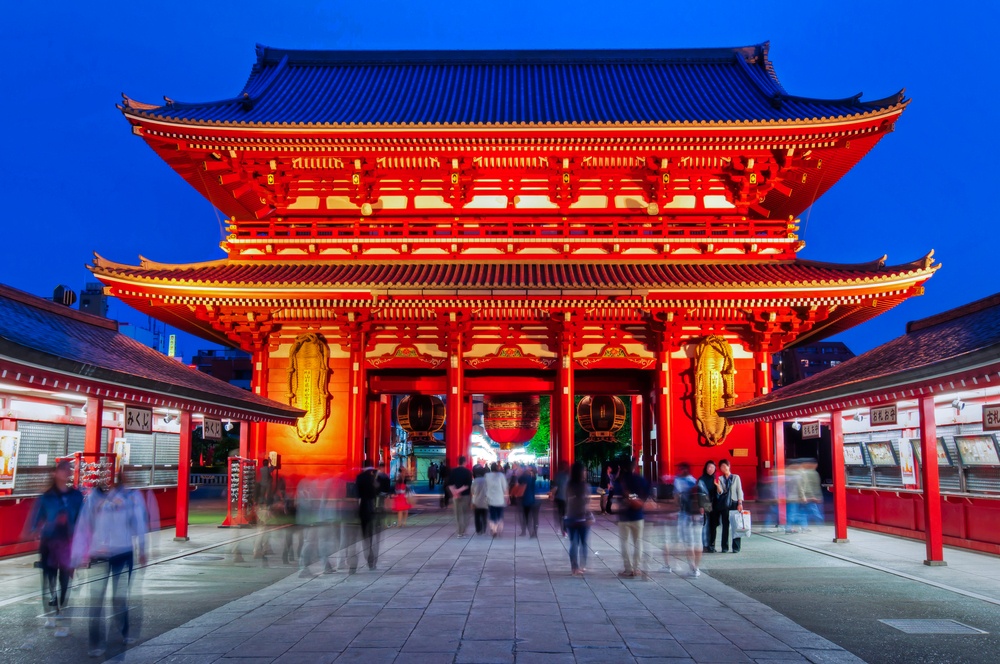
[0,284,302,556]
[92,44,936,494]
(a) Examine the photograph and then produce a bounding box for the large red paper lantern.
[397,394,446,443]
[577,395,626,443]
[484,395,540,449]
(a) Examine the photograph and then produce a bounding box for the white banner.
[203,418,222,441]
[899,437,917,484]
[0,430,21,490]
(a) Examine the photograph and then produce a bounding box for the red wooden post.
[654,347,671,476]
[445,334,465,466]
[754,350,774,480]
[249,346,269,462]
[631,395,646,479]
[549,391,560,472]
[381,395,393,474]
[557,332,575,468]
[462,396,473,468]
[239,421,249,459]
[366,397,378,467]
[84,397,104,455]
[829,412,848,542]
[919,396,946,565]
[347,332,367,469]
[775,421,788,528]
[175,410,192,541]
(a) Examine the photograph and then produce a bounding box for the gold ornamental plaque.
[693,335,735,446]
[289,333,331,444]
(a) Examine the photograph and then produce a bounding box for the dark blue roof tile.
[125,43,905,127]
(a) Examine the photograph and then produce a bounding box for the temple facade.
[93,44,937,493]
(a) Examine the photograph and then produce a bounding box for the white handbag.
[730,509,752,537]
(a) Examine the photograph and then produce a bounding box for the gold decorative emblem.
[496,345,524,358]
[693,335,735,446]
[289,333,331,444]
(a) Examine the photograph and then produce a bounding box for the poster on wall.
[113,438,131,476]
[898,438,916,484]
[0,430,21,490]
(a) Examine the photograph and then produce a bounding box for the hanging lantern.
[577,395,627,443]
[484,395,540,449]
[396,394,446,444]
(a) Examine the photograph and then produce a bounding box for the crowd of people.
[24,452,826,655]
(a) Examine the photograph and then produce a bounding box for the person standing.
[565,462,592,575]
[27,459,84,637]
[355,467,380,569]
[71,474,149,657]
[518,466,540,537]
[614,459,650,578]
[552,462,570,537]
[439,462,451,509]
[471,465,489,535]
[392,470,413,527]
[427,462,438,491]
[598,464,613,514]
[484,462,509,537]
[715,459,744,553]
[699,461,719,552]
[448,455,473,537]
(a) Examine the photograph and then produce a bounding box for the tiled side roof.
[723,293,1000,421]
[90,257,935,291]
[0,285,302,422]
[122,43,906,127]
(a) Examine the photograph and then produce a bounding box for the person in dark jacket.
[699,460,719,552]
[565,462,592,575]
[613,459,650,578]
[27,460,84,636]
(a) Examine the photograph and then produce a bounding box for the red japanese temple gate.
[93,44,937,493]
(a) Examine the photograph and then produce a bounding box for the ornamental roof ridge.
[119,42,908,130]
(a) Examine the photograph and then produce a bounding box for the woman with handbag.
[392,470,413,527]
[715,459,744,553]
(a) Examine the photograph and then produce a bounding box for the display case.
[844,443,867,466]
[866,441,898,467]
[909,437,953,466]
[954,434,1000,467]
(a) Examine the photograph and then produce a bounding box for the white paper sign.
[899,438,917,484]
[0,431,21,490]
[203,418,222,441]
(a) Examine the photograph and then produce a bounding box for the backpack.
[695,479,713,513]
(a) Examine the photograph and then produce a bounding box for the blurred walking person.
[518,465,540,537]
[26,459,84,637]
[448,455,473,537]
[356,466,381,570]
[614,459,650,578]
[71,473,149,657]
[471,464,489,535]
[674,462,705,577]
[565,462,592,575]
[392,469,413,527]
[552,462,570,537]
[485,462,509,537]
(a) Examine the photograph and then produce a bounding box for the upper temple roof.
[121,43,907,128]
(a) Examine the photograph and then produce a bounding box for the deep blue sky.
[2,2,994,360]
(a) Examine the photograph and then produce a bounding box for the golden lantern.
[693,335,735,446]
[577,395,627,443]
[288,333,330,444]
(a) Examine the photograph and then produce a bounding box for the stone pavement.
[101,500,863,664]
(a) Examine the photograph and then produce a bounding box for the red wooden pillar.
[754,350,774,477]
[775,422,787,528]
[557,334,575,468]
[919,396,946,565]
[347,332,367,469]
[175,410,192,541]
[84,397,104,455]
[829,412,849,542]
[381,395,393,474]
[445,334,465,466]
[239,421,249,458]
[631,396,645,478]
[365,397,378,467]
[549,393,560,471]
[462,396,473,468]
[654,347,671,475]
[250,347,270,461]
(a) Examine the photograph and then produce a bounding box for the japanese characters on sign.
[870,404,898,426]
[801,421,821,439]
[203,418,223,441]
[125,406,153,433]
[0,431,21,490]
[984,404,1000,431]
